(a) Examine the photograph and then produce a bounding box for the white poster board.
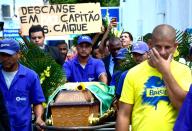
[19,3,102,36]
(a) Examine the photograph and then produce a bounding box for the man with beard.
[56,40,68,61]
[0,39,45,131]
[63,35,107,84]
[116,24,192,131]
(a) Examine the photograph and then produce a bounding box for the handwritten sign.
[19,3,102,36]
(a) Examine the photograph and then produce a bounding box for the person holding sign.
[28,25,64,65]
[19,3,102,36]
[63,35,108,84]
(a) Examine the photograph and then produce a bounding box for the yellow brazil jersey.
[120,60,192,131]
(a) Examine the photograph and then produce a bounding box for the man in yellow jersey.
[116,24,192,131]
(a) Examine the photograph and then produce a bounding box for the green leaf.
[19,42,66,101]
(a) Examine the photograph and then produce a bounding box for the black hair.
[121,32,133,41]
[29,25,45,38]
[56,40,67,46]
[108,37,121,44]
[143,33,152,41]
[144,33,152,38]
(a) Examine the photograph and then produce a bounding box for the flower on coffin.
[76,83,86,90]
[40,66,51,84]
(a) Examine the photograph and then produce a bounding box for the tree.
[49,0,119,7]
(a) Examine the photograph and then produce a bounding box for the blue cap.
[116,48,128,60]
[77,35,92,45]
[0,39,20,55]
[131,41,149,54]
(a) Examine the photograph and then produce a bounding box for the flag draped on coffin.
[46,82,115,117]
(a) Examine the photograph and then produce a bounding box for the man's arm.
[34,104,45,131]
[116,102,133,131]
[162,70,187,109]
[149,48,188,109]
[99,73,108,84]
[18,29,30,44]
[63,61,71,82]
[98,24,112,54]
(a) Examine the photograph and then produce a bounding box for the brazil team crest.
[142,76,170,109]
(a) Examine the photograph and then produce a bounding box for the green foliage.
[71,35,79,46]
[103,22,118,38]
[118,30,192,71]
[176,30,191,59]
[100,0,120,7]
[116,48,137,72]
[137,30,192,68]
[19,43,66,101]
[174,30,192,68]
[49,0,119,6]
[49,0,80,4]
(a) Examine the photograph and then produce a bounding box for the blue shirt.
[116,70,128,98]
[0,64,45,131]
[109,56,115,76]
[110,71,122,87]
[173,84,192,131]
[63,56,106,82]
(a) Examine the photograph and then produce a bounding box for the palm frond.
[19,42,66,101]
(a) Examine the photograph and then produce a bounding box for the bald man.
[116,24,192,131]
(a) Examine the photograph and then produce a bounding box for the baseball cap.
[77,35,92,45]
[115,48,128,60]
[131,41,149,54]
[0,39,20,55]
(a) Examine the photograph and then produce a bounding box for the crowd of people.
[0,23,192,131]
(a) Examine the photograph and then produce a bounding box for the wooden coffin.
[50,90,99,127]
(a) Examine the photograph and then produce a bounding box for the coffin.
[50,90,99,127]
